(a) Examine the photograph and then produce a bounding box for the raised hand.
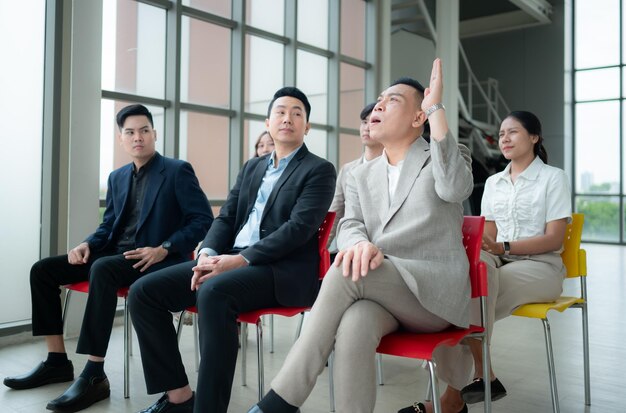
[422,58,443,112]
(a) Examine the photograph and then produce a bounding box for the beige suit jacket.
[337,134,474,327]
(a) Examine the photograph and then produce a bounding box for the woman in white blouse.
[401,111,572,413]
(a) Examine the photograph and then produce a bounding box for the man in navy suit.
[3,104,213,412]
[130,87,336,413]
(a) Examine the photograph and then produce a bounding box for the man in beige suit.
[327,101,384,249]
[248,58,474,413]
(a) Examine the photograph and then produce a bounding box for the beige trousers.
[433,250,565,389]
[271,260,451,413]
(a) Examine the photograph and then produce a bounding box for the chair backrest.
[317,211,337,279]
[462,215,488,299]
[561,213,586,278]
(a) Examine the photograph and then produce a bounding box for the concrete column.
[65,0,103,337]
[435,0,459,140]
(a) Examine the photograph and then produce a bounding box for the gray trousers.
[433,250,565,389]
[271,259,450,413]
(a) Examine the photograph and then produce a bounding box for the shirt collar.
[499,156,544,182]
[269,145,302,168]
[133,152,157,175]
[381,149,404,168]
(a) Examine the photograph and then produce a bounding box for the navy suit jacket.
[86,152,213,272]
[199,144,336,307]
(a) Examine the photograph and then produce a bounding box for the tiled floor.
[0,243,623,412]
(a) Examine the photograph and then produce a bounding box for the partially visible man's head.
[359,102,378,146]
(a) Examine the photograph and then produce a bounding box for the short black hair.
[360,102,376,120]
[116,104,154,130]
[389,77,426,103]
[267,87,312,121]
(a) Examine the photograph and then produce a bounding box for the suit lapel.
[261,145,308,221]
[246,158,269,214]
[383,138,430,227]
[137,154,165,232]
[112,164,133,232]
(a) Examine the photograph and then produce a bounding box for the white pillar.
[435,0,459,140]
[65,0,103,337]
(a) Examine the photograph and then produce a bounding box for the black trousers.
[129,259,279,413]
[30,252,144,357]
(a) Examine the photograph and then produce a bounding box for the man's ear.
[265,118,270,129]
[304,122,311,135]
[412,110,427,129]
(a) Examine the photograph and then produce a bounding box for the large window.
[573,0,626,242]
[100,0,376,208]
[0,1,45,325]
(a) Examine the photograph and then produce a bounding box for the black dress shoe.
[46,376,110,412]
[398,402,467,413]
[138,392,194,413]
[460,377,507,404]
[247,407,301,413]
[4,361,74,390]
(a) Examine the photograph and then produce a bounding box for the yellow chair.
[511,213,589,413]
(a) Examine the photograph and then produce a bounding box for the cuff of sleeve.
[198,247,218,258]
[239,254,250,265]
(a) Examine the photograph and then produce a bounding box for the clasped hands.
[190,254,248,291]
[333,241,384,282]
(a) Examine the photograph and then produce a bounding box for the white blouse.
[481,156,572,242]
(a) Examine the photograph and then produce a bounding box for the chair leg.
[541,318,560,413]
[241,322,248,386]
[61,290,72,328]
[175,311,185,342]
[376,353,384,385]
[481,336,492,413]
[193,313,199,372]
[426,360,442,413]
[123,299,130,398]
[295,312,305,341]
[123,300,131,399]
[269,315,274,353]
[328,350,335,412]
[256,320,264,401]
[581,304,591,405]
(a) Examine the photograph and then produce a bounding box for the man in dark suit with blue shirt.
[130,87,336,413]
[3,104,213,412]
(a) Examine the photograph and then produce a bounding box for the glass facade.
[100,0,374,206]
[573,0,626,243]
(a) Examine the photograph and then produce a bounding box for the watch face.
[162,241,171,250]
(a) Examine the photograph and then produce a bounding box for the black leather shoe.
[138,392,194,413]
[460,377,507,404]
[4,361,74,390]
[247,407,300,413]
[398,402,467,413]
[46,376,110,412]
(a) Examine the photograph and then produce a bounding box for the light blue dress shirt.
[198,146,301,259]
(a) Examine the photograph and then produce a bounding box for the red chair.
[176,211,336,401]
[62,282,132,398]
[329,216,491,413]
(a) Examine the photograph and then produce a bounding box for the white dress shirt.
[382,150,404,205]
[481,156,572,243]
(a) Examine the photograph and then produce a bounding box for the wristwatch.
[161,240,172,253]
[503,241,511,256]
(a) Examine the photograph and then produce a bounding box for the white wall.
[390,29,435,84]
